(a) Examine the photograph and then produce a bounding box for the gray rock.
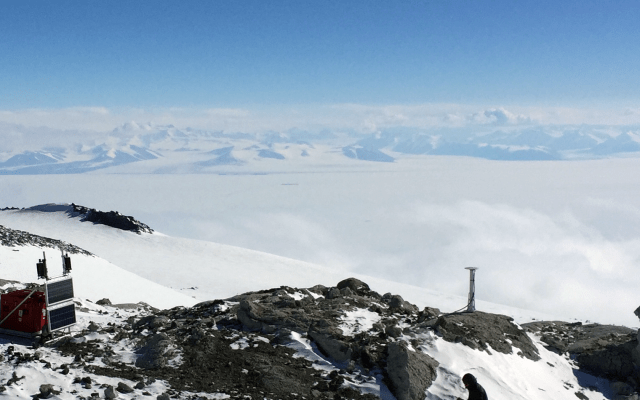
[417,307,441,323]
[611,381,634,396]
[339,287,354,297]
[104,385,117,399]
[385,325,403,338]
[96,298,112,306]
[116,382,134,393]
[237,299,266,331]
[133,315,170,331]
[157,395,170,400]
[326,287,341,299]
[614,395,639,400]
[388,295,419,314]
[39,384,61,397]
[307,323,352,362]
[385,342,439,400]
[135,333,171,369]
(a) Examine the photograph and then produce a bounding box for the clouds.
[2,157,640,327]
[153,197,640,328]
[405,200,640,325]
[1,103,640,136]
[475,108,532,125]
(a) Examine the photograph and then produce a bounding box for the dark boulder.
[337,278,370,294]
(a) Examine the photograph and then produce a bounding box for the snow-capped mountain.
[1,123,640,175]
[1,204,639,400]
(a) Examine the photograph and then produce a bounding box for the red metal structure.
[0,250,76,339]
[0,289,48,334]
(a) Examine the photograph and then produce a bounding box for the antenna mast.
[465,267,478,312]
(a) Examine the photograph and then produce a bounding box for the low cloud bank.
[182,200,640,327]
[2,103,640,135]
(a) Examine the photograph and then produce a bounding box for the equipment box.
[0,290,47,333]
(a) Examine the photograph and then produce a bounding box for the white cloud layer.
[2,158,639,327]
[2,103,640,135]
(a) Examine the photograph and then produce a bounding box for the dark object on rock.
[386,342,439,400]
[96,298,112,306]
[69,203,154,234]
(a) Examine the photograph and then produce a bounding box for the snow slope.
[0,204,561,322]
[0,245,197,310]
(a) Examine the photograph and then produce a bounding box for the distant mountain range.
[1,122,639,174]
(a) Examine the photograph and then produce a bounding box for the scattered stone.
[38,383,62,398]
[116,382,134,393]
[88,321,100,332]
[96,298,112,306]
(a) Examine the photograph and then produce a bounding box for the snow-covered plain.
[1,155,639,327]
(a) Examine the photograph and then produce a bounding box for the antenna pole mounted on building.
[465,267,478,312]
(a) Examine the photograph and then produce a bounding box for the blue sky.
[2,0,640,111]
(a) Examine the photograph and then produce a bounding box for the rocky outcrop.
[42,277,629,400]
[0,224,93,255]
[523,321,640,394]
[386,342,439,400]
[69,203,154,234]
[435,311,540,361]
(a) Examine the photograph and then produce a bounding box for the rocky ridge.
[1,278,640,399]
[523,321,640,398]
[0,224,93,256]
[68,204,154,235]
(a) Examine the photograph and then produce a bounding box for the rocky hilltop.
[2,277,639,400]
[68,204,154,235]
[1,204,154,235]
